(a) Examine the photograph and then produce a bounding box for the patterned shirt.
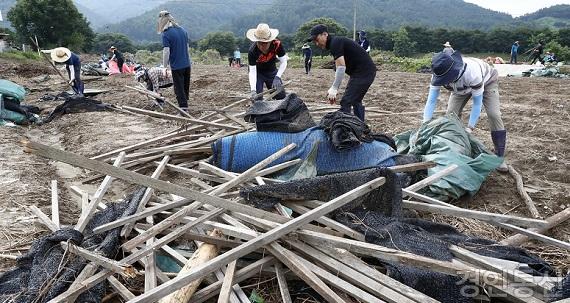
[145,67,173,92]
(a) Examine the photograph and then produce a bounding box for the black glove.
[271,76,283,89]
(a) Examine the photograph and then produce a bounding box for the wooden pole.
[50,180,59,228]
[500,208,570,246]
[508,165,541,218]
[159,229,222,303]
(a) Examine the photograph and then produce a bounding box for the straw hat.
[246,23,279,42]
[443,41,452,48]
[50,47,71,63]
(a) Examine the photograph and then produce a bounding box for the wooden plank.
[389,161,436,173]
[286,204,365,241]
[76,152,126,232]
[402,200,548,228]
[159,229,222,303]
[122,155,171,237]
[126,176,386,302]
[297,229,504,285]
[274,262,293,303]
[61,242,137,278]
[288,240,416,303]
[508,165,541,218]
[501,208,570,246]
[404,164,458,192]
[108,276,136,300]
[188,257,276,303]
[317,246,440,303]
[267,243,348,303]
[93,198,191,234]
[22,140,302,226]
[218,261,238,303]
[30,205,59,232]
[122,105,242,130]
[50,180,59,228]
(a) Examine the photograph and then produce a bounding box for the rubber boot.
[491,130,508,172]
[353,103,365,121]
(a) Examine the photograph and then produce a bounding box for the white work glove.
[465,127,473,134]
[327,87,338,104]
[68,79,74,85]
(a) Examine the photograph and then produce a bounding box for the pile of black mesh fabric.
[240,167,403,216]
[243,93,316,133]
[0,187,145,303]
[39,92,73,102]
[318,111,396,150]
[41,95,114,124]
[240,169,563,303]
[549,274,570,301]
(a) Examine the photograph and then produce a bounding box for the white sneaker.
[497,161,508,173]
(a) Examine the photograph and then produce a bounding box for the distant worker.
[422,51,508,172]
[442,41,454,55]
[301,43,312,74]
[529,40,544,65]
[51,47,84,95]
[134,65,173,108]
[544,51,557,63]
[510,41,519,64]
[246,23,288,100]
[358,30,370,53]
[157,10,191,112]
[233,48,241,67]
[308,24,376,121]
[109,46,124,73]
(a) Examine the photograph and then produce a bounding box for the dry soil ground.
[0,58,569,292]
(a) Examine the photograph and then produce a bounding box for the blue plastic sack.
[211,127,398,175]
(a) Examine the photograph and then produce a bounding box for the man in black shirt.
[308,24,376,121]
[109,46,125,73]
[246,23,288,100]
[529,40,544,65]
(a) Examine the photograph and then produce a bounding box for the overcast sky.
[465,0,570,17]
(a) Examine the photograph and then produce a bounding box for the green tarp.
[0,79,26,103]
[395,114,502,201]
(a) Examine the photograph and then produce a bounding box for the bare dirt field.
[1,57,569,292]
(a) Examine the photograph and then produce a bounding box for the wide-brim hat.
[50,47,71,63]
[443,41,452,47]
[246,23,279,42]
[431,51,464,86]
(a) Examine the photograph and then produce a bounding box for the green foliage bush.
[92,33,136,54]
[0,50,41,61]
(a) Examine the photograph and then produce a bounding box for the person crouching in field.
[135,65,173,108]
[422,51,508,172]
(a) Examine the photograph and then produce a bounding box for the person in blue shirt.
[510,41,519,64]
[51,47,84,95]
[301,43,312,74]
[157,10,191,112]
[233,48,241,67]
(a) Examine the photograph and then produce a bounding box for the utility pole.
[353,0,357,40]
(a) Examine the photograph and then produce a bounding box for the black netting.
[243,93,316,133]
[0,187,145,303]
[41,95,114,124]
[548,273,570,302]
[335,209,557,303]
[240,167,404,217]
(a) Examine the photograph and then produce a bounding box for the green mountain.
[101,0,261,43]
[517,4,570,28]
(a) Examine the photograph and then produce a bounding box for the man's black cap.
[307,24,328,42]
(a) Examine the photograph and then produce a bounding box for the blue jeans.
[256,70,286,100]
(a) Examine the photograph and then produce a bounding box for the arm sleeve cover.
[468,94,483,128]
[248,65,257,92]
[276,55,288,78]
[162,47,170,68]
[331,65,346,90]
[68,65,75,81]
[423,86,440,122]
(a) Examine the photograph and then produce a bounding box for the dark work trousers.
[530,53,543,65]
[172,66,191,109]
[117,58,124,73]
[304,57,312,74]
[67,65,84,95]
[510,53,517,64]
[340,71,376,121]
[256,69,286,100]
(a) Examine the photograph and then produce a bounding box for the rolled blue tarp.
[211,127,398,175]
